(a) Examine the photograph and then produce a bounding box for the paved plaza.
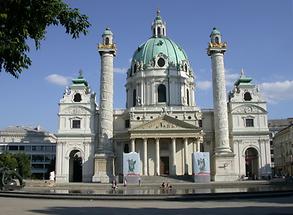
[1,195,293,215]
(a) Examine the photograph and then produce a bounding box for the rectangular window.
[25,146,31,151]
[198,120,203,128]
[245,118,254,127]
[45,146,53,152]
[72,120,81,129]
[32,155,44,162]
[32,146,43,151]
[125,119,130,128]
[8,145,18,150]
[32,164,44,169]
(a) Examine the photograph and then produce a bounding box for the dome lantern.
[152,9,166,37]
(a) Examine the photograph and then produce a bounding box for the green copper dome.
[210,27,221,36]
[132,36,189,67]
[103,28,113,36]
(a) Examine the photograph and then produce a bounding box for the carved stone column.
[92,28,116,183]
[171,138,176,175]
[184,138,188,175]
[143,138,148,175]
[196,138,201,152]
[131,139,135,152]
[155,138,160,176]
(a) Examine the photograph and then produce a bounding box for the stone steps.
[141,175,193,184]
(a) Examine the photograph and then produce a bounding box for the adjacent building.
[272,120,293,176]
[0,126,57,179]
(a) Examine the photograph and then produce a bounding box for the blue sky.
[1,0,292,132]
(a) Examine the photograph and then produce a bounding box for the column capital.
[195,137,202,142]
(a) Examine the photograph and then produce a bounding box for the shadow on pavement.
[29,205,293,215]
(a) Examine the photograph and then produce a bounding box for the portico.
[128,115,203,176]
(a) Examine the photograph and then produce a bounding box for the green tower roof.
[72,71,88,86]
[103,27,113,36]
[210,27,221,36]
[234,69,253,86]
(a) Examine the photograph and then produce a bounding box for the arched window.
[158,84,166,102]
[105,37,110,45]
[153,28,156,36]
[73,93,82,102]
[244,92,252,101]
[126,89,128,108]
[133,89,136,107]
[133,64,137,73]
[184,64,188,72]
[215,36,219,43]
[157,27,161,36]
[186,89,190,106]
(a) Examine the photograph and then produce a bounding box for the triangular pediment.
[131,115,197,130]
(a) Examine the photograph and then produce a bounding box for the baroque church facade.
[55,12,271,183]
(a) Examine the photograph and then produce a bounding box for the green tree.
[0,153,18,170]
[14,153,31,178]
[0,0,91,78]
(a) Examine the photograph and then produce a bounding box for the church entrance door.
[160,157,169,175]
[69,150,82,182]
[245,147,259,180]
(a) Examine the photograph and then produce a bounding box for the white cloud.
[259,80,293,103]
[225,69,239,87]
[197,81,212,90]
[196,69,239,91]
[114,67,127,74]
[45,74,71,86]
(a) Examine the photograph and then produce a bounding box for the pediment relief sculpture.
[63,106,91,115]
[231,105,265,114]
[132,115,196,130]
